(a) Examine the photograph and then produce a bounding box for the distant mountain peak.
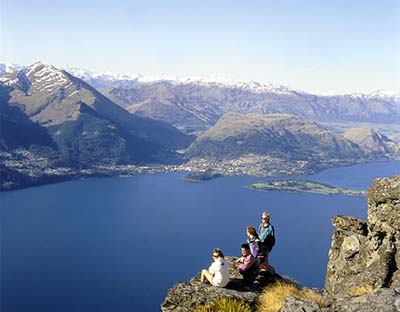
[12,62,70,94]
[65,66,143,82]
[368,90,400,99]
[0,62,23,75]
[66,67,299,95]
[0,62,399,99]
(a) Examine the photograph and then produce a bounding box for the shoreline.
[2,159,399,193]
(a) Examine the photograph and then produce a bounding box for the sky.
[1,0,399,94]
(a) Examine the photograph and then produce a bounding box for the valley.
[1,62,399,191]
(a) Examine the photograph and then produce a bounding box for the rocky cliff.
[162,175,400,311]
[323,174,400,310]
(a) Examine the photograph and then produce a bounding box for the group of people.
[200,212,275,287]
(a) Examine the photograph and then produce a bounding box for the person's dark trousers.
[239,262,259,282]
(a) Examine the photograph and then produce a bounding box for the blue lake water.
[1,161,399,312]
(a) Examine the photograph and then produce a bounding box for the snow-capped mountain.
[2,62,398,98]
[0,62,193,163]
[0,62,71,94]
[65,66,299,95]
[367,90,400,99]
[2,62,400,134]
[0,62,23,75]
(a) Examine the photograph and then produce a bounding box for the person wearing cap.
[257,212,275,270]
[200,248,230,287]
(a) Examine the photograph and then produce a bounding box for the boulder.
[325,175,400,298]
[328,288,400,312]
[278,296,322,312]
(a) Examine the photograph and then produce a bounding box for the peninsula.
[248,179,365,196]
[183,170,222,181]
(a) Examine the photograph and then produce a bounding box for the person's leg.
[201,269,213,283]
[239,269,248,279]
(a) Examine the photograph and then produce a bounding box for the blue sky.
[1,0,399,94]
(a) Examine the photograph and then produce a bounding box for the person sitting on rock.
[200,248,230,287]
[246,225,261,258]
[236,243,258,281]
[257,212,275,271]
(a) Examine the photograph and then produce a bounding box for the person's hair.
[246,226,257,236]
[241,243,250,251]
[262,212,270,221]
[213,248,224,258]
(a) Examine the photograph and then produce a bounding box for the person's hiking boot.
[259,262,268,271]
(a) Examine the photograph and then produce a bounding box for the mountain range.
[0,62,193,168]
[183,112,399,176]
[65,67,400,134]
[3,63,400,134]
[1,62,399,190]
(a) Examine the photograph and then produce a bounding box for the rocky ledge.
[162,175,400,311]
[161,257,281,312]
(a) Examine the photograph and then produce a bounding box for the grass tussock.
[193,297,253,312]
[257,280,325,312]
[348,285,374,297]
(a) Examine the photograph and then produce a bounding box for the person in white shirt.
[200,248,230,287]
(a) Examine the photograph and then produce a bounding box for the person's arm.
[238,254,254,270]
[265,225,273,236]
[253,241,260,257]
[208,262,216,275]
[258,224,267,242]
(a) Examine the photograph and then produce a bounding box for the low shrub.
[193,297,253,312]
[257,280,324,312]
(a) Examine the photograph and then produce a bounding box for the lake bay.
[1,161,399,312]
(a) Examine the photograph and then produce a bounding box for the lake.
[1,161,399,312]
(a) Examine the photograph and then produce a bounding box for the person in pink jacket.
[236,243,257,280]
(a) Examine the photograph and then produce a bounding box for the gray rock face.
[325,175,400,298]
[279,296,322,312]
[329,288,400,312]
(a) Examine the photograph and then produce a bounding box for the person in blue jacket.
[257,212,275,270]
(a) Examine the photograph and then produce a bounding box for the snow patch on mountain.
[65,67,143,82]
[1,62,398,99]
[0,62,23,75]
[368,90,400,99]
[23,62,69,92]
[66,67,301,95]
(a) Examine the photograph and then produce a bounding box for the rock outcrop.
[324,174,400,311]
[161,257,279,312]
[279,296,322,312]
[279,289,400,312]
[325,175,400,298]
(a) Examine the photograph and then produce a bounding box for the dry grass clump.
[347,285,374,297]
[257,280,325,312]
[192,297,253,312]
